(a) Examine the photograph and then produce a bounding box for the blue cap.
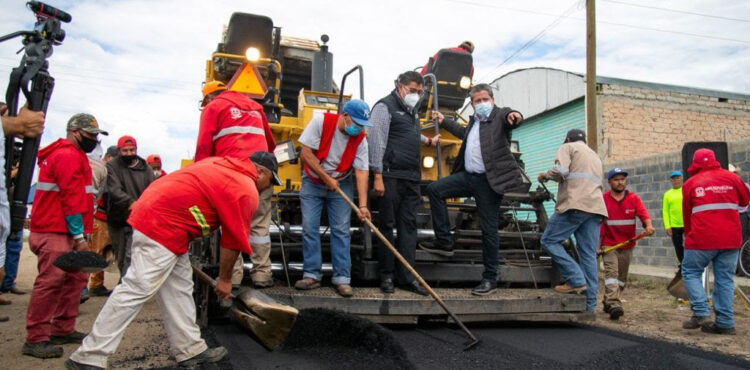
[607,168,628,180]
[342,99,372,127]
[670,170,683,178]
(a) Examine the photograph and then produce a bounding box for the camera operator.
[0,102,44,310]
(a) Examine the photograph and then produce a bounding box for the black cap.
[250,151,281,186]
[565,129,586,143]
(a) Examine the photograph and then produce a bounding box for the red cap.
[146,154,161,164]
[117,135,137,149]
[692,148,716,164]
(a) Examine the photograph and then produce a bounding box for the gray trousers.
[108,224,133,279]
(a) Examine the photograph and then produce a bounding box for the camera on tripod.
[1,1,72,239]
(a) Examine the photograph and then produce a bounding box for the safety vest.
[303,113,366,184]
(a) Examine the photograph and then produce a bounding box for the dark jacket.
[442,106,523,195]
[376,90,422,182]
[105,155,155,227]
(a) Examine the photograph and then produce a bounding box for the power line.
[602,0,750,23]
[479,0,581,81]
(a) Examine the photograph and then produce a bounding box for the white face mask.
[403,93,420,108]
[153,170,161,178]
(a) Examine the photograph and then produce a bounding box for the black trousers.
[375,177,420,284]
[426,171,503,281]
[670,227,684,265]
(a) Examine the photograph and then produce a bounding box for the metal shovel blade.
[667,270,689,300]
[229,288,299,350]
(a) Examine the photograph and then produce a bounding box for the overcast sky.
[1,0,748,172]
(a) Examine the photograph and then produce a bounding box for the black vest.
[376,90,422,181]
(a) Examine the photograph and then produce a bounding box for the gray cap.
[67,113,108,135]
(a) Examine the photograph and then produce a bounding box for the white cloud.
[1,0,748,172]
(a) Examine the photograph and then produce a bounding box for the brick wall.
[598,83,750,162]
[603,139,750,267]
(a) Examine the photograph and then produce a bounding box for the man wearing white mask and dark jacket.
[421,83,523,296]
[369,71,439,296]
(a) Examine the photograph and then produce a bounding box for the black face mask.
[120,155,137,164]
[77,135,98,153]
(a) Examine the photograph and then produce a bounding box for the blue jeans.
[2,231,23,290]
[300,175,353,285]
[541,210,602,311]
[427,171,503,281]
[682,249,740,328]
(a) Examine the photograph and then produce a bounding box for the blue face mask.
[474,101,493,119]
[345,122,362,136]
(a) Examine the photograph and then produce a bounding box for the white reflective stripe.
[213,125,265,141]
[618,280,626,287]
[606,219,636,226]
[250,235,271,244]
[553,163,569,177]
[566,172,603,184]
[604,278,620,286]
[85,185,96,194]
[692,203,739,214]
[36,182,60,192]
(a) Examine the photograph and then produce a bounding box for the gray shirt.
[368,102,428,174]
[299,114,369,179]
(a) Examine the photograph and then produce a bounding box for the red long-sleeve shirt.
[30,139,94,234]
[128,157,259,255]
[683,159,750,250]
[600,190,650,249]
[195,91,275,162]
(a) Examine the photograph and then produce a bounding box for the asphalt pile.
[280,308,414,369]
[53,250,108,272]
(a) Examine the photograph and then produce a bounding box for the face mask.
[474,101,493,119]
[403,93,420,108]
[120,155,137,164]
[345,122,362,136]
[77,134,98,153]
[153,170,161,178]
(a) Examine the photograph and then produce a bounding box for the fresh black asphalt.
[201,318,750,370]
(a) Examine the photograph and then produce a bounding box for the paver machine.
[191,12,586,326]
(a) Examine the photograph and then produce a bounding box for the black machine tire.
[739,239,750,278]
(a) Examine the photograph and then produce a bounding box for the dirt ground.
[0,244,748,368]
[591,275,750,361]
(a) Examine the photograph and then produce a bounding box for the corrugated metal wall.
[512,98,585,218]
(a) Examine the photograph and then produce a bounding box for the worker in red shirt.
[420,41,474,77]
[680,148,750,335]
[67,152,280,369]
[146,154,167,178]
[599,168,654,320]
[196,81,277,288]
[23,114,107,359]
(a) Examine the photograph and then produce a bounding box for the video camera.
[1,1,71,240]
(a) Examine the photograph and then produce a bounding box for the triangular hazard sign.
[226,62,268,99]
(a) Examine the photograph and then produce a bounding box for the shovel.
[667,269,689,300]
[191,263,298,350]
[597,231,649,257]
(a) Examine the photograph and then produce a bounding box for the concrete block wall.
[603,139,750,267]
[598,83,750,163]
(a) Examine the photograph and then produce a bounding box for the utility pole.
[586,0,597,151]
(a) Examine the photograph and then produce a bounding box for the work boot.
[65,359,104,370]
[253,279,274,289]
[472,279,497,296]
[89,286,112,297]
[700,323,736,335]
[178,346,228,367]
[419,239,454,257]
[1,286,26,295]
[22,341,63,358]
[380,278,394,294]
[294,278,320,290]
[0,295,11,305]
[51,331,88,345]
[609,306,624,320]
[682,316,712,329]
[399,281,428,296]
[554,283,587,295]
[0,315,8,322]
[335,284,353,298]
